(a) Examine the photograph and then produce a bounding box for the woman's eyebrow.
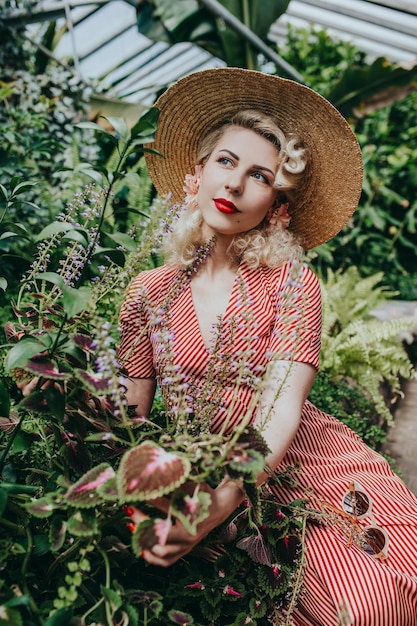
[217,149,275,176]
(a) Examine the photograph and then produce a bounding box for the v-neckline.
[188,265,242,353]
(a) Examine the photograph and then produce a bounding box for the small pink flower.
[218,568,226,578]
[183,165,202,208]
[185,581,205,590]
[283,535,290,549]
[223,585,242,597]
[272,564,280,579]
[269,202,291,229]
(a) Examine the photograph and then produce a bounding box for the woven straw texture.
[145,68,363,250]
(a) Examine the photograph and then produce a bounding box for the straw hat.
[145,67,363,250]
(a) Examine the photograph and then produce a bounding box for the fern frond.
[318,267,416,426]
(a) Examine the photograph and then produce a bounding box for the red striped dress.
[118,260,417,626]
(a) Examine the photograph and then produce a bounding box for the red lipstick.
[214,198,239,214]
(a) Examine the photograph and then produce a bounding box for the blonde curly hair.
[163,109,308,268]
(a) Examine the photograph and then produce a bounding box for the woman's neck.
[199,237,240,278]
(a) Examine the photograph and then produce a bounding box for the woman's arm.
[253,358,316,484]
[131,359,316,567]
[124,376,156,417]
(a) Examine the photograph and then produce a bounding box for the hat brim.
[145,68,363,250]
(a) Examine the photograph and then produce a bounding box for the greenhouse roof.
[4,0,417,104]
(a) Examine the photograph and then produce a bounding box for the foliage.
[278,25,417,298]
[317,267,416,425]
[0,113,309,626]
[136,0,291,69]
[309,372,388,451]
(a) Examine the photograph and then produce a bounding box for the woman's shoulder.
[126,264,181,298]
[260,260,320,291]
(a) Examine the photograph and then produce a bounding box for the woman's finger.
[123,505,149,525]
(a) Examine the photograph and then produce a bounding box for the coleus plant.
[0,110,309,626]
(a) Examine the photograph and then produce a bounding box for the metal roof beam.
[293,0,417,37]
[281,0,417,55]
[364,0,417,16]
[1,1,107,25]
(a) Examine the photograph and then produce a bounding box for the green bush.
[279,25,417,298]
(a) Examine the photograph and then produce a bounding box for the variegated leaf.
[236,533,272,566]
[65,463,115,508]
[131,519,158,556]
[171,488,211,535]
[67,509,98,537]
[117,442,191,502]
[25,494,61,518]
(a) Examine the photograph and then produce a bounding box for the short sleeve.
[117,276,156,378]
[268,263,322,369]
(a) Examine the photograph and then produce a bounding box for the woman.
[118,68,417,625]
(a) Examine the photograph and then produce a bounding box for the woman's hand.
[126,479,245,567]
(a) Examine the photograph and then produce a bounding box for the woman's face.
[196,126,280,239]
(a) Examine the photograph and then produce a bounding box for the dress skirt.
[273,401,417,626]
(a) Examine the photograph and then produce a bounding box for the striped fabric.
[118,260,417,625]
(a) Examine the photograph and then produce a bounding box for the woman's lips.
[214,198,239,214]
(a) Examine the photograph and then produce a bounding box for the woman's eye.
[217,156,233,166]
[252,171,268,183]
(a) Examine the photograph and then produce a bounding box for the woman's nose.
[225,172,244,194]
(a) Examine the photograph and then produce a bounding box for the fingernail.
[140,551,145,558]
[123,506,134,517]
[126,522,136,533]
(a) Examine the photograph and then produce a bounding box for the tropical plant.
[316,267,416,425]
[308,372,388,452]
[136,0,292,71]
[278,25,417,298]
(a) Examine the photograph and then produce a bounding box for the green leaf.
[10,180,37,195]
[105,231,138,252]
[0,231,19,240]
[0,488,8,517]
[76,121,118,144]
[104,116,128,139]
[93,246,126,266]
[35,222,73,241]
[0,606,24,626]
[4,338,46,371]
[73,163,105,185]
[67,509,98,536]
[100,586,123,612]
[130,107,160,139]
[251,0,290,40]
[0,482,39,495]
[0,277,7,291]
[327,58,417,118]
[44,607,74,626]
[0,379,10,416]
[33,534,52,556]
[62,229,89,247]
[34,271,65,289]
[62,285,92,317]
